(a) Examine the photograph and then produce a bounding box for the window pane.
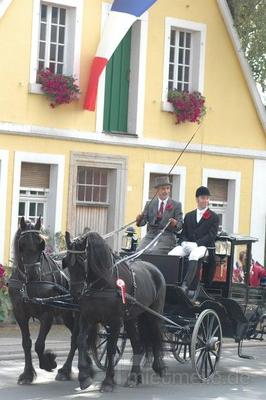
[52,7,58,24]
[100,187,107,202]
[93,187,100,202]
[86,169,93,184]
[40,23,46,41]
[59,8,66,25]
[170,29,176,45]
[178,65,183,81]
[57,64,63,74]
[51,25,57,43]
[184,66,189,82]
[59,27,65,44]
[58,45,64,62]
[29,203,36,217]
[49,62,55,73]
[168,64,174,80]
[185,49,190,65]
[50,44,56,61]
[101,172,107,185]
[179,31,184,47]
[177,82,182,91]
[38,61,44,71]
[169,47,175,63]
[41,4,47,22]
[37,203,44,216]
[186,32,191,48]
[168,81,173,90]
[85,186,92,202]
[184,83,189,91]
[19,202,25,216]
[77,185,85,201]
[39,42,46,60]
[178,48,184,64]
[77,167,86,184]
[94,171,100,185]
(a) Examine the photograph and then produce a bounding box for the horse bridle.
[18,229,44,280]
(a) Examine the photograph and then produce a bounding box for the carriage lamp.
[215,240,231,256]
[121,226,138,252]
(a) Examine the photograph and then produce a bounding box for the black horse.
[63,230,166,392]
[8,217,77,384]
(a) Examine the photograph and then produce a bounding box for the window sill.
[28,83,43,95]
[161,101,174,112]
[103,131,138,138]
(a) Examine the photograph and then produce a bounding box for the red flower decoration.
[166,203,174,211]
[202,209,211,220]
[0,264,5,278]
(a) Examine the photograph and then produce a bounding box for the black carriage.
[93,234,266,382]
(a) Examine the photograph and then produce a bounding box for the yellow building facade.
[0,0,265,265]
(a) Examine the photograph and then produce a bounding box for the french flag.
[84,0,157,111]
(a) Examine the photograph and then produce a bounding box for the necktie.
[157,201,164,220]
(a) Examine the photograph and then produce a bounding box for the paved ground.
[1,322,266,400]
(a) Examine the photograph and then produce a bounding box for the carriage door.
[75,167,110,236]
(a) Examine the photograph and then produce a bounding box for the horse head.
[14,216,45,281]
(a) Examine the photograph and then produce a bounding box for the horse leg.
[100,320,121,393]
[56,312,77,381]
[147,314,166,377]
[77,316,95,390]
[124,319,144,388]
[35,312,57,371]
[16,314,36,384]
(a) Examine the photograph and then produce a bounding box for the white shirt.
[158,197,168,212]
[196,207,208,223]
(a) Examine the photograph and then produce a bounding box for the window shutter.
[20,163,50,188]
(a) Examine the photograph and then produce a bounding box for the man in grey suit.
[136,176,183,254]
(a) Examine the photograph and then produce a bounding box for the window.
[162,18,206,109]
[38,3,67,76]
[29,0,83,92]
[208,178,228,231]
[18,188,48,225]
[168,29,192,92]
[76,167,109,205]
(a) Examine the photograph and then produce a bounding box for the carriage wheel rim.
[191,309,222,382]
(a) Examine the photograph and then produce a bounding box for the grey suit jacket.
[139,197,183,233]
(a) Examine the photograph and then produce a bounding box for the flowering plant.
[38,69,80,108]
[168,90,206,124]
[0,264,12,323]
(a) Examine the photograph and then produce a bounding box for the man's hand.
[136,212,144,227]
[168,218,177,229]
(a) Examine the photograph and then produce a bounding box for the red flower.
[166,203,174,211]
[202,209,211,220]
[0,264,5,278]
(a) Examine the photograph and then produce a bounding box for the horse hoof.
[40,351,57,371]
[55,368,72,381]
[125,374,142,388]
[17,370,36,385]
[79,377,92,390]
[100,381,115,392]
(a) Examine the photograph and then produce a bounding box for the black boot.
[181,260,199,293]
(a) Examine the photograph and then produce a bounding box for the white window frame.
[162,17,206,112]
[0,150,9,264]
[141,163,186,238]
[202,168,241,234]
[96,2,149,137]
[10,152,65,252]
[19,187,49,225]
[0,0,13,19]
[29,0,83,94]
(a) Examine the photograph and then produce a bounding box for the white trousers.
[168,241,208,261]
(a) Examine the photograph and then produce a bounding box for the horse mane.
[83,231,114,284]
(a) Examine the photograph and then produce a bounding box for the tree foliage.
[227,0,266,92]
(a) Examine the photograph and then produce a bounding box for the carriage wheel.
[191,309,222,382]
[91,324,127,371]
[172,341,191,364]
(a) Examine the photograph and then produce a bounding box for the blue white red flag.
[84,0,157,111]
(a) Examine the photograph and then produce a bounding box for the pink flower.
[166,203,174,211]
[0,264,5,278]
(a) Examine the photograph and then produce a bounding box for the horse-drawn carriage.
[8,219,266,390]
[91,234,266,383]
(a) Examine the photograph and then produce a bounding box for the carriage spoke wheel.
[172,341,191,364]
[191,309,222,382]
[91,324,127,371]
